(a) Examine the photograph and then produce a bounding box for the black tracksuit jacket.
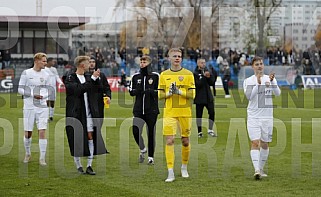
[129,67,159,116]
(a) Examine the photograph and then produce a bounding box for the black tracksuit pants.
[196,102,215,134]
[132,113,158,158]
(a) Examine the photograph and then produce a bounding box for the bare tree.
[115,0,224,50]
[251,0,282,57]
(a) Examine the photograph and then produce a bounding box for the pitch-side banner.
[301,75,321,89]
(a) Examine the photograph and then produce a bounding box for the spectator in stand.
[221,59,231,98]
[2,49,11,69]
[118,69,128,92]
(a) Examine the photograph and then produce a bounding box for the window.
[35,38,45,53]
[35,31,45,53]
[23,31,34,54]
[10,37,20,53]
[46,37,56,54]
[57,38,68,54]
[23,38,33,54]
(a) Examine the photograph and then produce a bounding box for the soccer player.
[158,48,195,182]
[193,58,217,138]
[243,56,281,180]
[44,57,64,122]
[18,52,50,166]
[129,55,159,165]
[64,56,108,175]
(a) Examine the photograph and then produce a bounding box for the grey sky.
[0,0,119,23]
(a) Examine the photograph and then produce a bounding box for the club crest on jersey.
[148,78,153,84]
[137,79,141,84]
[178,76,184,81]
[265,81,270,87]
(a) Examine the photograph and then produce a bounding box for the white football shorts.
[23,108,49,131]
[247,118,273,142]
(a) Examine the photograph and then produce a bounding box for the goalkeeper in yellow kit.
[158,48,195,182]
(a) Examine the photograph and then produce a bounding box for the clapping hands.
[170,82,181,95]
[269,72,275,82]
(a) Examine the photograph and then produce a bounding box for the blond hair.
[197,57,206,63]
[33,52,47,61]
[74,56,90,67]
[168,48,182,56]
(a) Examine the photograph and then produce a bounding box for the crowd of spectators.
[77,45,321,79]
[2,45,321,80]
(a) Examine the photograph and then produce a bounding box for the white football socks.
[259,147,269,170]
[24,137,32,155]
[39,139,47,160]
[49,107,54,118]
[250,149,260,171]
[87,140,94,167]
[74,157,82,168]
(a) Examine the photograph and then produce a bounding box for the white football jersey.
[243,75,281,119]
[44,66,63,87]
[18,68,50,109]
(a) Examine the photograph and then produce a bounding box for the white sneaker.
[260,170,267,177]
[165,170,175,182]
[208,130,217,137]
[39,159,47,166]
[138,149,147,163]
[147,157,154,165]
[254,170,261,180]
[225,95,231,98]
[23,154,31,163]
[181,167,189,178]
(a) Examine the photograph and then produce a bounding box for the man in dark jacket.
[129,55,159,165]
[193,58,217,138]
[88,56,111,107]
[64,56,109,175]
[208,64,218,97]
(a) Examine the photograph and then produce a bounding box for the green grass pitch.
[0,88,321,196]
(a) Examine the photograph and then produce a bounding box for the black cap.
[90,56,96,62]
[140,55,151,62]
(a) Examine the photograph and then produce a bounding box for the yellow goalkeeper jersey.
[158,68,195,118]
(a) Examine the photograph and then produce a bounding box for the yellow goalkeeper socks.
[165,145,174,169]
[182,144,190,165]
